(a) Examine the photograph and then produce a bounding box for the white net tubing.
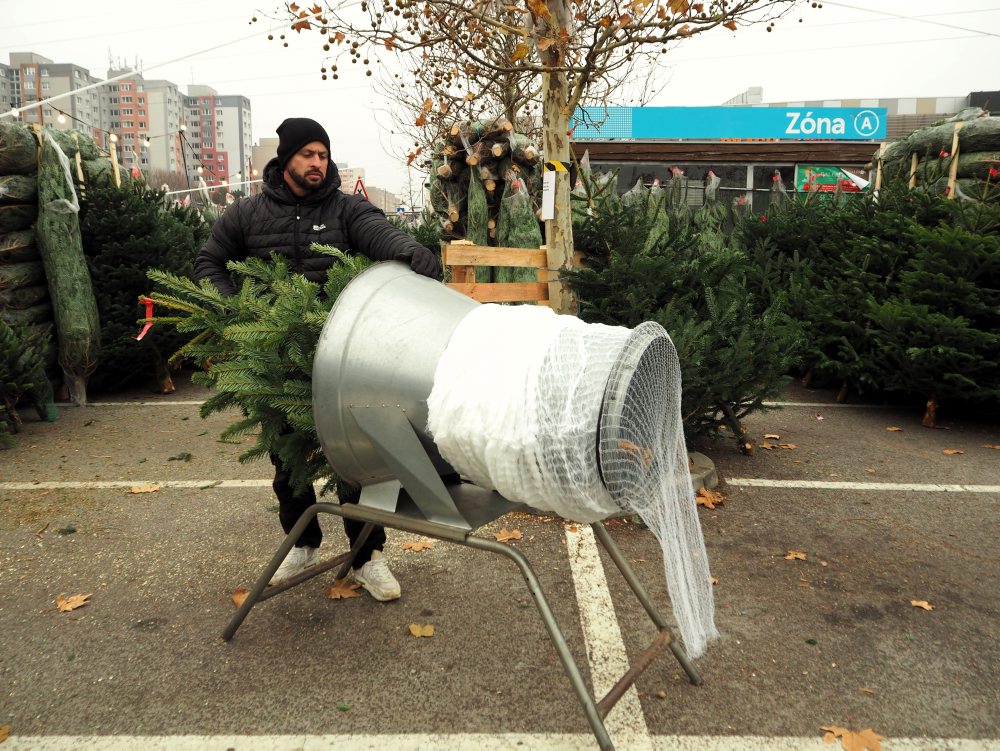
[428,304,628,521]
[426,305,718,657]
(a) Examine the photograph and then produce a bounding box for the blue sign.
[572,106,886,141]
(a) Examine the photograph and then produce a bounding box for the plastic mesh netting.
[427,304,718,657]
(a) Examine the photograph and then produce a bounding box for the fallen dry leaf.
[709,576,719,586]
[885,426,903,432]
[778,443,798,450]
[943,449,964,455]
[566,524,579,533]
[785,550,807,561]
[0,723,9,742]
[763,433,780,439]
[402,540,434,553]
[656,689,667,699]
[983,444,1000,450]
[408,623,435,637]
[696,487,724,509]
[231,588,249,608]
[326,578,362,600]
[859,687,875,695]
[760,441,777,450]
[494,528,522,542]
[910,599,934,611]
[820,724,884,751]
[55,593,92,612]
[128,483,160,494]
[865,467,877,475]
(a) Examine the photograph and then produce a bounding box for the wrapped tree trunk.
[36,133,100,405]
[0,175,38,203]
[0,204,38,233]
[0,122,39,175]
[0,230,38,263]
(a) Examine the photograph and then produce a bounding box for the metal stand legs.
[222,501,702,750]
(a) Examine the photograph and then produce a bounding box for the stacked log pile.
[0,121,120,405]
[876,112,1000,196]
[0,123,51,370]
[428,118,543,248]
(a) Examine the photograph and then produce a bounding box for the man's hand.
[398,246,441,278]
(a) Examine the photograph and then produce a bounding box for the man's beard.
[288,165,325,192]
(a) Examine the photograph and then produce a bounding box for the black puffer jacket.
[194,158,437,295]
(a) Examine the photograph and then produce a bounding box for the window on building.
[122,96,133,103]
[41,69,49,77]
[121,108,133,116]
[123,120,133,128]
[41,82,49,91]
[121,83,132,91]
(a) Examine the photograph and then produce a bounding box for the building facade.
[183,86,253,190]
[572,89,996,212]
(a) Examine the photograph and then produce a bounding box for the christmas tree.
[567,174,801,452]
[0,319,56,448]
[146,246,368,494]
[79,183,211,392]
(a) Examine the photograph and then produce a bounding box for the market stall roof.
[570,140,877,167]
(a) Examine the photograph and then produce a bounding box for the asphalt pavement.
[1,376,998,750]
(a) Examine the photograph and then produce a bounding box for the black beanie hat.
[276,117,330,169]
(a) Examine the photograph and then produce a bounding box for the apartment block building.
[3,52,253,186]
[3,52,104,143]
[184,85,253,189]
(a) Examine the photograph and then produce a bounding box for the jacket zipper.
[294,203,301,272]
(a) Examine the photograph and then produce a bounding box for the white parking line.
[762,401,898,408]
[0,479,271,490]
[566,524,652,750]
[3,734,996,750]
[6,478,998,495]
[53,401,206,407]
[728,479,1000,493]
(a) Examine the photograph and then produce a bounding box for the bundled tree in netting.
[428,117,543,252]
[144,246,369,495]
[566,174,802,452]
[36,132,100,405]
[79,182,211,392]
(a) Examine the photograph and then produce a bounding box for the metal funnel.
[312,261,478,487]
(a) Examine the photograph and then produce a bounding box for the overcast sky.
[3,0,998,197]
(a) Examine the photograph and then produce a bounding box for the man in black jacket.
[194,117,439,600]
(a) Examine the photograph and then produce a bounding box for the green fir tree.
[146,245,369,494]
[567,176,801,451]
[79,182,211,392]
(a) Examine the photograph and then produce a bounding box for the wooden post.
[908,153,919,189]
[946,121,963,200]
[109,136,121,188]
[873,143,887,193]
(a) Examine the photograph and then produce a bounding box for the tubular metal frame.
[222,489,702,751]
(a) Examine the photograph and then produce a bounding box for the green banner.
[795,165,864,193]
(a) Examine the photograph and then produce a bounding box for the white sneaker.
[353,550,401,601]
[269,545,319,585]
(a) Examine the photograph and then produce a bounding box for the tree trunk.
[539,0,576,316]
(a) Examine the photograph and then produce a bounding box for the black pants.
[270,454,386,568]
